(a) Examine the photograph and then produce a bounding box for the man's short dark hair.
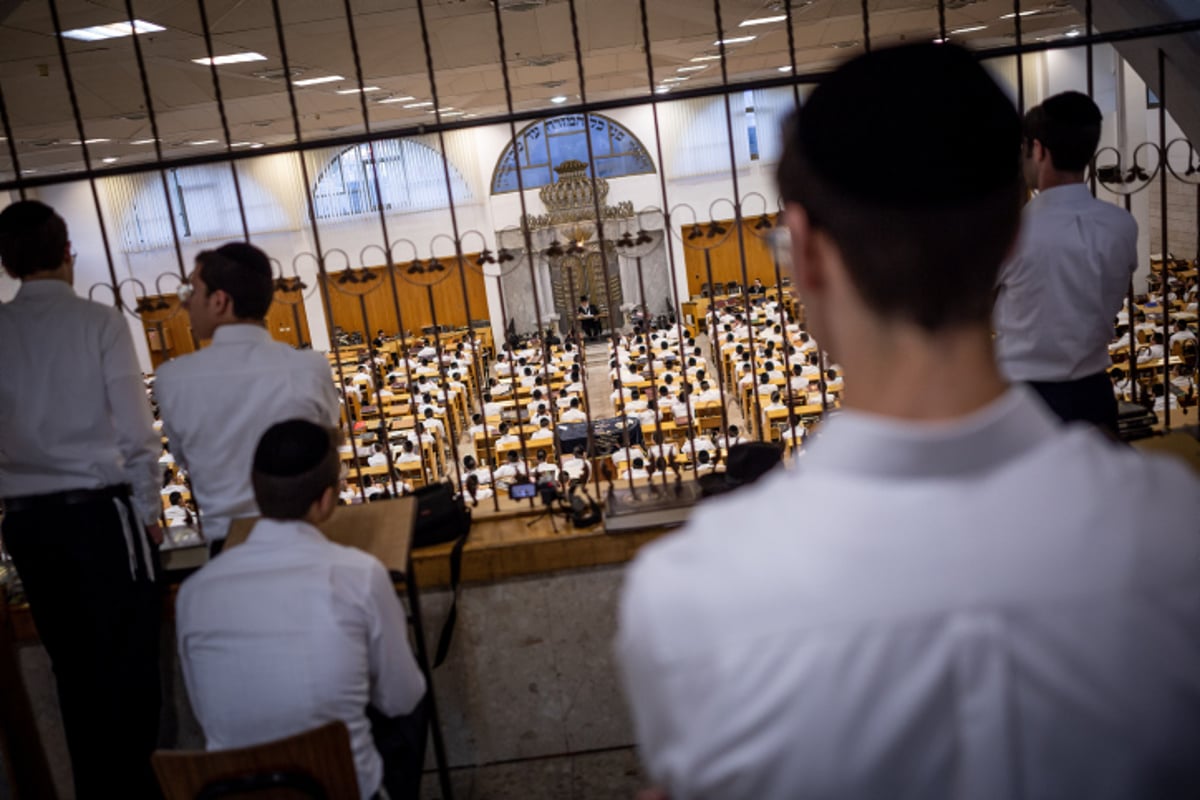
[251,420,339,520]
[195,241,273,320]
[777,43,1022,332]
[0,200,68,278]
[1023,90,1103,172]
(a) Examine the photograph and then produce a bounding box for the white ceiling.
[0,0,1085,178]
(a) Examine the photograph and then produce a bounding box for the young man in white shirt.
[617,43,1200,800]
[560,397,587,423]
[0,200,164,798]
[367,442,389,467]
[156,243,339,552]
[992,91,1137,435]
[178,420,425,800]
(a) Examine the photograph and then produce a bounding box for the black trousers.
[581,318,601,339]
[2,494,163,799]
[369,693,431,800]
[1028,369,1119,437]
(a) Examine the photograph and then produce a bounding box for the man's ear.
[783,204,826,296]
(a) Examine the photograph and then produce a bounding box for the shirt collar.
[16,279,75,300]
[802,386,1060,480]
[1028,182,1092,210]
[211,323,271,345]
[246,517,326,545]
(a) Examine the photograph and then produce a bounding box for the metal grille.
[1,0,1198,506]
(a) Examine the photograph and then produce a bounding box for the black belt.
[3,484,132,514]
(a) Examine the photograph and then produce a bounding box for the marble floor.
[420,746,646,800]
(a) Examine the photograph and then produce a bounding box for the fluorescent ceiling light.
[1065,29,1082,37]
[249,143,264,149]
[951,25,988,33]
[440,111,465,117]
[1000,10,1038,19]
[464,113,479,118]
[131,138,158,145]
[662,76,689,83]
[101,157,119,164]
[740,15,787,26]
[403,101,433,108]
[336,86,381,94]
[715,35,756,45]
[377,96,416,104]
[550,95,568,104]
[69,138,110,145]
[192,52,267,66]
[427,107,455,113]
[61,19,164,41]
[189,139,219,145]
[777,65,792,72]
[21,169,37,174]
[292,75,343,87]
[231,142,256,147]
[691,55,723,62]
[677,65,706,72]
[655,86,671,94]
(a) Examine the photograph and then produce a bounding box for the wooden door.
[140,295,197,370]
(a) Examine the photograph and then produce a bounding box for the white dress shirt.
[155,325,340,540]
[177,518,425,799]
[0,281,161,524]
[994,184,1138,381]
[618,388,1200,800]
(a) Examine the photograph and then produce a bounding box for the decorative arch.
[313,138,472,219]
[490,113,655,194]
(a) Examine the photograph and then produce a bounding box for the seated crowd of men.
[1108,264,1198,414]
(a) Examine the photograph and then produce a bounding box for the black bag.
[411,482,471,667]
[412,482,470,548]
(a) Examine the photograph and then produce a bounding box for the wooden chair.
[152,721,359,800]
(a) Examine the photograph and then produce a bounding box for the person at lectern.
[578,294,601,340]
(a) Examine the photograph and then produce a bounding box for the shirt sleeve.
[362,559,426,716]
[101,309,163,526]
[614,556,682,790]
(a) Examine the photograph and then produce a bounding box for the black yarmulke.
[796,43,1021,206]
[253,419,332,477]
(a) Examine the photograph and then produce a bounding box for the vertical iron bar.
[488,2,559,484]
[565,0,637,492]
[122,0,187,279]
[1157,48,1170,429]
[861,0,872,53]
[636,0,701,478]
[196,0,251,242]
[46,0,124,305]
[713,0,759,437]
[0,83,26,200]
[265,0,361,493]
[1013,0,1025,113]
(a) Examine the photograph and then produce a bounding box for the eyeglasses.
[177,281,194,303]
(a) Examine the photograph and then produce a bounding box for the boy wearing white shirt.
[178,420,425,800]
[561,397,587,422]
[156,242,339,551]
[1,201,168,798]
[618,44,1200,800]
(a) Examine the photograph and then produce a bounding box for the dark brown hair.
[0,200,68,278]
[195,241,273,320]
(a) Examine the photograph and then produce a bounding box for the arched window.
[314,138,472,220]
[490,113,655,194]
